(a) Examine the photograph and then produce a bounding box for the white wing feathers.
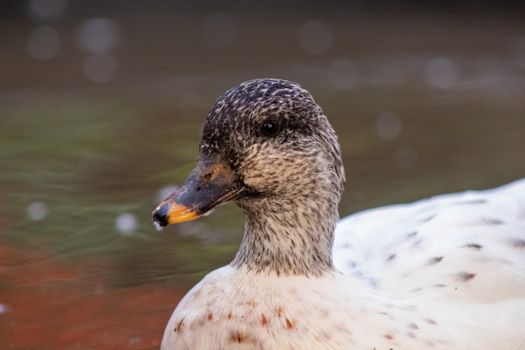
[334,178,525,300]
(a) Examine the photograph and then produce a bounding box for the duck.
[152,78,525,350]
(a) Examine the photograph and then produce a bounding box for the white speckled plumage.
[156,79,525,350]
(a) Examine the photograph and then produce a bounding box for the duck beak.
[152,160,240,228]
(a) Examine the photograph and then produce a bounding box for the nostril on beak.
[152,203,170,226]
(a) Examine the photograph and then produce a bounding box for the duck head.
[153,78,345,276]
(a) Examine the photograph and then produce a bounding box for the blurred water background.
[1,1,525,349]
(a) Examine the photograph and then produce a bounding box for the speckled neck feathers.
[232,191,340,277]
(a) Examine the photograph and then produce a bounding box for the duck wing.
[333,178,525,301]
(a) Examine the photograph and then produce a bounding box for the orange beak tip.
[167,204,200,224]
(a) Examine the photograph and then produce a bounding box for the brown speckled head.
[200,78,344,199]
[155,78,345,276]
[201,79,345,276]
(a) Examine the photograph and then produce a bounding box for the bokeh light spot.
[0,303,10,314]
[26,201,48,221]
[375,112,402,140]
[77,18,119,54]
[115,213,137,235]
[26,26,60,60]
[29,0,67,20]
[424,57,459,89]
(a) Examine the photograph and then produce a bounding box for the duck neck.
[231,195,338,277]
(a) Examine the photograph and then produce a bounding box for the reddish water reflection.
[0,241,185,350]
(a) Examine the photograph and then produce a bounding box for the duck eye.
[261,119,281,137]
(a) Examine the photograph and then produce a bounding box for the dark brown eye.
[261,119,281,137]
